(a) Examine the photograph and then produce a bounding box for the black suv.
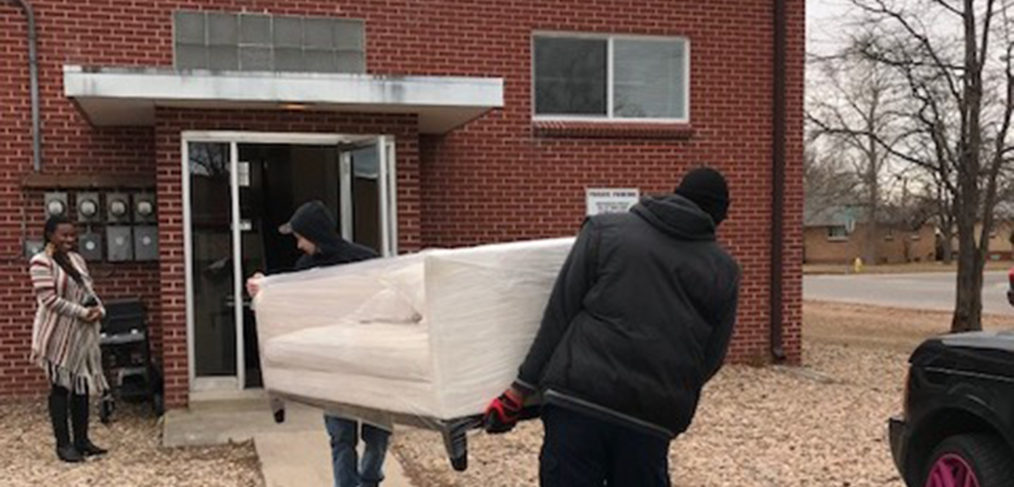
[889,269,1014,486]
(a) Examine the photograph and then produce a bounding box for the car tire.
[921,434,1014,487]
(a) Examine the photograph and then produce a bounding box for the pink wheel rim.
[925,453,980,487]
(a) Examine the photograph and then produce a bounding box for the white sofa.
[253,238,574,433]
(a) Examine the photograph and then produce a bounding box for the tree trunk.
[864,108,880,265]
[951,223,982,332]
[864,221,878,264]
[952,0,986,334]
[941,227,954,263]
[951,175,986,331]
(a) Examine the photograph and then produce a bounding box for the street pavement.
[803,271,1013,316]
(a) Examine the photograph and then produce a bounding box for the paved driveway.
[803,271,1014,316]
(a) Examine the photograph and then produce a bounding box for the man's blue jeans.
[324,414,391,487]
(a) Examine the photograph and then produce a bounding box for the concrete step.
[163,400,413,486]
[256,429,411,487]
[163,402,321,448]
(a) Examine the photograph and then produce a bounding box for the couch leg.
[442,418,477,471]
[270,396,286,424]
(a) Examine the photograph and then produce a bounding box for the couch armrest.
[424,238,573,418]
[253,258,392,345]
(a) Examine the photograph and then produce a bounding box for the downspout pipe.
[11,0,42,172]
[770,0,788,362]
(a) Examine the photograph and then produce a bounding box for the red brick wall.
[417,0,806,364]
[1,0,805,400]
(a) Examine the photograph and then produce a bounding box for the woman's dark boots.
[71,391,107,456]
[49,386,83,463]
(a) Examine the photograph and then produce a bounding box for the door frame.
[181,130,398,394]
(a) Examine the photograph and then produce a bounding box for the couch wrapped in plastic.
[253,237,574,469]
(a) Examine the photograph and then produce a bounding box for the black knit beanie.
[674,167,730,224]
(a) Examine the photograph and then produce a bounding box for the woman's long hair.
[43,216,84,286]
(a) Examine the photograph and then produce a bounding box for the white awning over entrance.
[63,65,504,134]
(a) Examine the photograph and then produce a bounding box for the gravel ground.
[391,302,1014,487]
[0,401,263,487]
[392,341,907,487]
[3,302,1009,486]
[804,301,1014,350]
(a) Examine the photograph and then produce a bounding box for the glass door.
[185,133,397,393]
[339,136,397,256]
[185,141,239,390]
[236,143,343,388]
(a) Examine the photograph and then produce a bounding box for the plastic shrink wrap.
[253,237,574,469]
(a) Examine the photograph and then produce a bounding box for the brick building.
[1,0,804,409]
[953,221,1014,261]
[803,222,937,265]
[803,205,937,264]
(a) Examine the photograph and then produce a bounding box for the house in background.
[950,220,1014,261]
[984,219,1014,260]
[803,205,936,264]
[943,203,1014,261]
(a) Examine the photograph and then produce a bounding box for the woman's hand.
[84,307,103,323]
[246,272,265,298]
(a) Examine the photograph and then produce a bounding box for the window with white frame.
[533,33,688,121]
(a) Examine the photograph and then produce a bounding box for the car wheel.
[922,434,1014,487]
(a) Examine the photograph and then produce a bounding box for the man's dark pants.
[539,405,671,486]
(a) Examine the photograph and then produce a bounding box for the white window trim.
[531,31,691,124]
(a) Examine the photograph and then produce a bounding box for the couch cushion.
[379,261,426,313]
[264,322,431,382]
[349,288,421,324]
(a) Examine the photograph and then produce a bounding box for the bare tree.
[807,39,908,265]
[847,0,1014,332]
[803,144,863,215]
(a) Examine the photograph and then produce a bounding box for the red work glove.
[483,385,527,434]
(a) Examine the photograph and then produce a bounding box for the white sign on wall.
[238,161,251,187]
[585,188,640,216]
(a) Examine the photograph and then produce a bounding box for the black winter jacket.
[516,194,741,438]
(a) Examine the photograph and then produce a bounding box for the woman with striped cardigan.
[30,216,109,462]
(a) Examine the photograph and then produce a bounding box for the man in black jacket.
[483,168,741,486]
[247,200,391,487]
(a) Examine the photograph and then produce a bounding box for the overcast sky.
[806,0,856,55]
[805,0,967,56]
